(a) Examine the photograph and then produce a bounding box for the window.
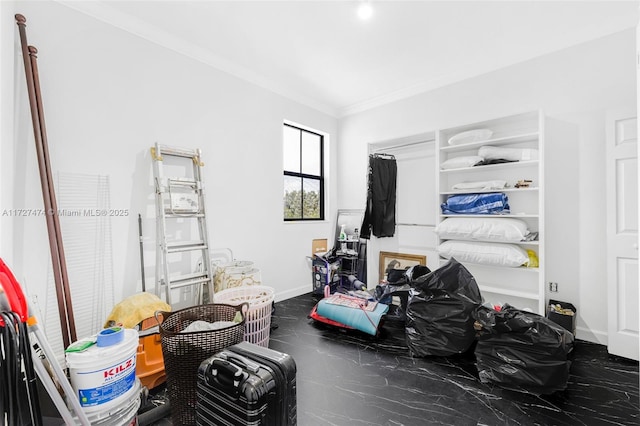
[283,123,324,220]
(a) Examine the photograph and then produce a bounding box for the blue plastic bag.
[441,193,509,214]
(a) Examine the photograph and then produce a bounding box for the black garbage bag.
[405,265,431,282]
[473,304,574,394]
[405,258,483,356]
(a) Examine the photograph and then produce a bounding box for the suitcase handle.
[208,358,246,392]
[219,351,261,374]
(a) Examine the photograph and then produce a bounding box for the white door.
[606,110,639,361]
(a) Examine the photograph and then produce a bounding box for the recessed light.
[357,1,373,20]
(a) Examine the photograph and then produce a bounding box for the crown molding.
[339,25,638,117]
[54,0,339,118]
[339,62,518,118]
[54,1,637,121]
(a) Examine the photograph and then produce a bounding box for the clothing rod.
[396,223,436,227]
[371,139,435,153]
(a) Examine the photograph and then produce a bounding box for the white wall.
[1,3,635,348]
[338,29,637,344]
[1,2,337,342]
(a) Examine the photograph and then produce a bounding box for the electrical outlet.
[549,282,558,292]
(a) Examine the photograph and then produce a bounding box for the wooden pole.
[15,14,76,347]
[28,45,77,343]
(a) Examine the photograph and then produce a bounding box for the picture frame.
[379,251,427,283]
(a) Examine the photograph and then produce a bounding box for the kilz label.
[103,358,134,379]
[78,369,136,407]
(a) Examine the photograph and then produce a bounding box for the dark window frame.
[283,123,325,221]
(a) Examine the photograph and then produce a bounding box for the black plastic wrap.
[376,282,411,322]
[405,259,483,356]
[473,304,575,394]
[375,265,431,322]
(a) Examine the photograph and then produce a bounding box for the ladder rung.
[168,178,198,187]
[166,241,208,253]
[157,182,201,193]
[156,145,201,159]
[156,187,200,194]
[167,276,211,290]
[164,212,205,218]
[168,271,210,282]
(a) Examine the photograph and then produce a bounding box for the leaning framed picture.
[379,251,427,283]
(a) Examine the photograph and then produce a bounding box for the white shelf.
[478,284,540,301]
[439,238,540,245]
[440,131,539,153]
[440,214,539,218]
[440,160,539,173]
[517,240,540,246]
[440,187,538,195]
[437,257,540,272]
[435,111,545,315]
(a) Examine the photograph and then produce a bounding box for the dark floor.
[147,293,639,426]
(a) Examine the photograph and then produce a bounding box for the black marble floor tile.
[148,293,639,426]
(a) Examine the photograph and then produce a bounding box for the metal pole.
[139,213,146,291]
[30,324,91,425]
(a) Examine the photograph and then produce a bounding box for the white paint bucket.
[66,328,138,414]
[74,379,141,425]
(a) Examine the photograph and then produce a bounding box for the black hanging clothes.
[361,154,397,238]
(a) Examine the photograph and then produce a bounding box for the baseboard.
[576,326,608,345]
[275,284,310,303]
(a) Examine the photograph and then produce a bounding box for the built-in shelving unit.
[435,111,545,314]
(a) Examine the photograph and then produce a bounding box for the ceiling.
[60,1,639,117]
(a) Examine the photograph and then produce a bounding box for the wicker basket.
[214,285,275,347]
[156,303,247,426]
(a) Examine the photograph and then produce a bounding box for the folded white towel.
[451,180,508,190]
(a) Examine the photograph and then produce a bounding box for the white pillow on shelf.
[438,240,529,267]
[441,155,484,170]
[447,129,493,146]
[435,217,530,242]
[451,180,508,191]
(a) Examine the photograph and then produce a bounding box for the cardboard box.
[312,238,328,256]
